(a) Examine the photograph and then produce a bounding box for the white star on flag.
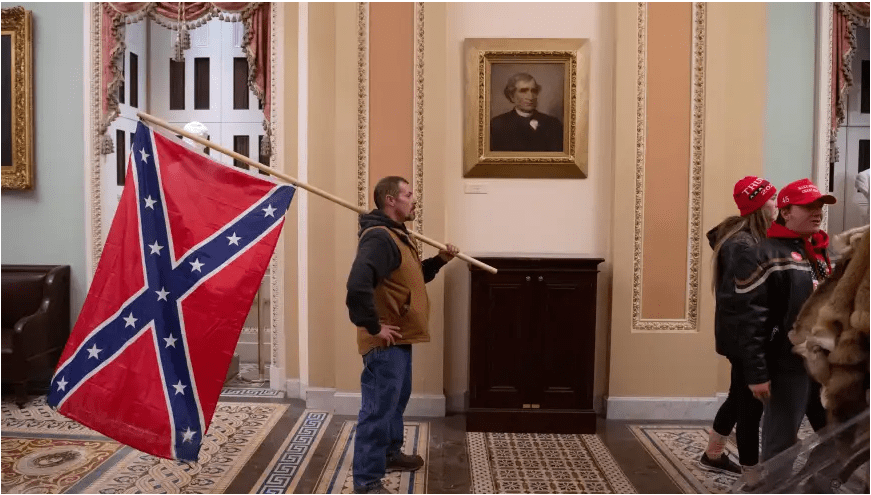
[87,344,103,359]
[190,259,204,272]
[149,241,164,255]
[139,149,150,163]
[57,377,68,392]
[181,427,197,443]
[143,196,157,209]
[155,287,169,301]
[164,334,177,348]
[172,380,187,395]
[227,233,241,246]
[262,204,276,218]
[123,313,137,328]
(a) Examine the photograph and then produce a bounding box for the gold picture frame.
[2,6,34,190]
[464,38,589,179]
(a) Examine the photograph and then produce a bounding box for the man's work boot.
[386,452,424,472]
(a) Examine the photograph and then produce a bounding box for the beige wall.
[441,2,617,411]
[280,4,300,384]
[292,3,448,399]
[305,3,340,390]
[608,2,767,399]
[280,1,775,409]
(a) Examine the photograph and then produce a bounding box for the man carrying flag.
[48,121,294,462]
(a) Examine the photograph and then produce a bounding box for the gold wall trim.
[357,2,424,248]
[1,6,34,190]
[356,2,369,210]
[90,5,104,267]
[412,2,424,252]
[632,2,706,332]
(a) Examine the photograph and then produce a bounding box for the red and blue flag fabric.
[47,121,294,461]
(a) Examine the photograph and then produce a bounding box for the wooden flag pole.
[136,112,497,274]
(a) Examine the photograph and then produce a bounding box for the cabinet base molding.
[466,408,596,433]
[605,394,728,420]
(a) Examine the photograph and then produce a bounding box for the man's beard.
[405,211,416,222]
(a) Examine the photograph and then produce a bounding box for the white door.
[828,26,869,234]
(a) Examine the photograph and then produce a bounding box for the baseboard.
[283,376,299,399]
[605,396,725,420]
[304,387,337,410]
[445,391,468,413]
[304,390,446,417]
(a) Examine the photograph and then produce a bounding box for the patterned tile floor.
[467,431,637,493]
[3,392,761,494]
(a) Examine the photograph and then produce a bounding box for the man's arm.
[346,230,401,335]
[421,257,447,283]
[421,244,459,283]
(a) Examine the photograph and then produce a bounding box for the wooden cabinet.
[467,257,603,434]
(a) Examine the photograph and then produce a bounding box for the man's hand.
[377,324,402,345]
[749,381,770,402]
[438,243,459,262]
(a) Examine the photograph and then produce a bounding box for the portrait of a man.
[490,71,564,153]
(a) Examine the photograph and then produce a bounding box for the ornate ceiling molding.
[631,2,706,332]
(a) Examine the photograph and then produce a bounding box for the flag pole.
[136,112,497,274]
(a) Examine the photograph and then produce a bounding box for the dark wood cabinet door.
[531,271,597,410]
[468,271,531,409]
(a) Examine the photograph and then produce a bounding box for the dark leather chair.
[1,265,71,405]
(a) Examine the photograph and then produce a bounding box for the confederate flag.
[47,121,295,461]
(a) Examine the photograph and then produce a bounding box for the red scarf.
[767,222,831,274]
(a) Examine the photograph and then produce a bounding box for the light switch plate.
[464,183,488,194]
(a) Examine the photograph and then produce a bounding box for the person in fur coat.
[789,225,869,426]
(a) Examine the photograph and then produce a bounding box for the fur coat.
[789,225,870,424]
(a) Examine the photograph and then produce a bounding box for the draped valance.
[99,2,271,156]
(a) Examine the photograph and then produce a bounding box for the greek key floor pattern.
[251,410,332,493]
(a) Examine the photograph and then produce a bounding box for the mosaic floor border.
[314,421,429,494]
[251,410,332,493]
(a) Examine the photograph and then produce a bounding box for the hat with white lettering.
[733,176,776,216]
[776,178,836,208]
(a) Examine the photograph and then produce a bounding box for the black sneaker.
[699,452,742,475]
[353,482,391,494]
[386,452,424,471]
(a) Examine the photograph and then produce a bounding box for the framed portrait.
[464,38,589,179]
[2,6,34,190]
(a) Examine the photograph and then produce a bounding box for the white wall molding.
[283,376,300,399]
[302,389,446,417]
[606,395,728,420]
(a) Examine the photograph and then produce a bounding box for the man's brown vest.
[356,226,431,355]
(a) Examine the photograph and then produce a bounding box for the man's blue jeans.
[353,344,412,491]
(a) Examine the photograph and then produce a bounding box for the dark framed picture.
[464,38,589,179]
[2,6,33,190]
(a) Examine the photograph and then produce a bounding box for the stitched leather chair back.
[1,271,46,329]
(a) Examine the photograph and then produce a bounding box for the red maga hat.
[733,176,776,216]
[776,178,836,208]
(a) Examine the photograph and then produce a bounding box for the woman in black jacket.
[699,176,777,475]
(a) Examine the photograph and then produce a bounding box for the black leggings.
[806,379,827,431]
[712,358,764,466]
